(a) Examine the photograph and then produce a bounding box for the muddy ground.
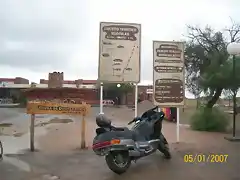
[0,105,239,180]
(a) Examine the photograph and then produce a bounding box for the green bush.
[18,94,27,107]
[190,107,229,132]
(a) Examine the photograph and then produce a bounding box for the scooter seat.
[111,126,144,141]
[111,126,128,131]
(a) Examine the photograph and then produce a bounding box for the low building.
[0,74,98,105]
[0,74,152,105]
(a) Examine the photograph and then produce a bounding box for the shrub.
[18,94,27,107]
[190,107,229,132]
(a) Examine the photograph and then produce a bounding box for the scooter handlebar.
[128,117,141,125]
[151,106,159,111]
[127,119,135,125]
[127,106,158,125]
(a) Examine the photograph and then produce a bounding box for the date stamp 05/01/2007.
[183,154,229,163]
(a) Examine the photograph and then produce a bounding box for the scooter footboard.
[148,139,160,149]
[109,145,129,151]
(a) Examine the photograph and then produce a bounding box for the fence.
[103,100,114,106]
[0,98,13,104]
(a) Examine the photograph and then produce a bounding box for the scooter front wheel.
[158,143,171,159]
[105,151,131,174]
[158,134,171,159]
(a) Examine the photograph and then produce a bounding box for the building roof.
[0,78,15,82]
[82,80,97,84]
[39,79,97,84]
[23,87,97,93]
[0,83,96,89]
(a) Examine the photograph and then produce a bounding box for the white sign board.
[153,41,185,107]
[98,22,141,83]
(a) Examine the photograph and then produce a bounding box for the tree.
[186,71,202,108]
[185,20,240,108]
[222,89,233,106]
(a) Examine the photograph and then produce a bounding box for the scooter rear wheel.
[105,151,131,174]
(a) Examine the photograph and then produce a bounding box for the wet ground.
[1,141,239,180]
[0,106,240,180]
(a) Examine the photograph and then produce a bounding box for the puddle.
[13,132,25,137]
[35,115,47,118]
[0,126,26,137]
[0,126,48,172]
[35,118,73,127]
[0,112,75,172]
[0,123,13,127]
[1,126,47,154]
[2,156,31,172]
[0,132,11,136]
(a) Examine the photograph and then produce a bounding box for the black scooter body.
[93,106,168,158]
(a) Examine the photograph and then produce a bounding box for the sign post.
[98,22,141,116]
[100,82,104,114]
[30,114,35,151]
[81,115,86,149]
[27,102,91,151]
[134,83,138,117]
[153,41,185,142]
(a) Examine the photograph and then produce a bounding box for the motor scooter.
[92,106,171,174]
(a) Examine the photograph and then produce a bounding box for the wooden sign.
[27,102,91,116]
[153,41,185,107]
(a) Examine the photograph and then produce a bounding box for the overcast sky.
[0,0,239,91]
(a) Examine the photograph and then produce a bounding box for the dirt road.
[1,140,239,180]
[0,106,239,180]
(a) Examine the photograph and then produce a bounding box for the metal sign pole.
[134,83,138,117]
[176,108,180,142]
[100,82,104,114]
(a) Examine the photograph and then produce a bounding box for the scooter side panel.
[93,130,134,143]
[131,120,154,141]
[109,139,136,151]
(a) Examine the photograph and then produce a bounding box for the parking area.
[1,139,239,180]
[0,106,239,180]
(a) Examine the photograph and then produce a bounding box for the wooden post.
[81,115,86,149]
[30,114,35,151]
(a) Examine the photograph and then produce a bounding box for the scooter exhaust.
[129,150,141,157]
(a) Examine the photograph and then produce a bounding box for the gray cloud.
[0,0,89,70]
[0,50,68,69]
[0,0,239,83]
